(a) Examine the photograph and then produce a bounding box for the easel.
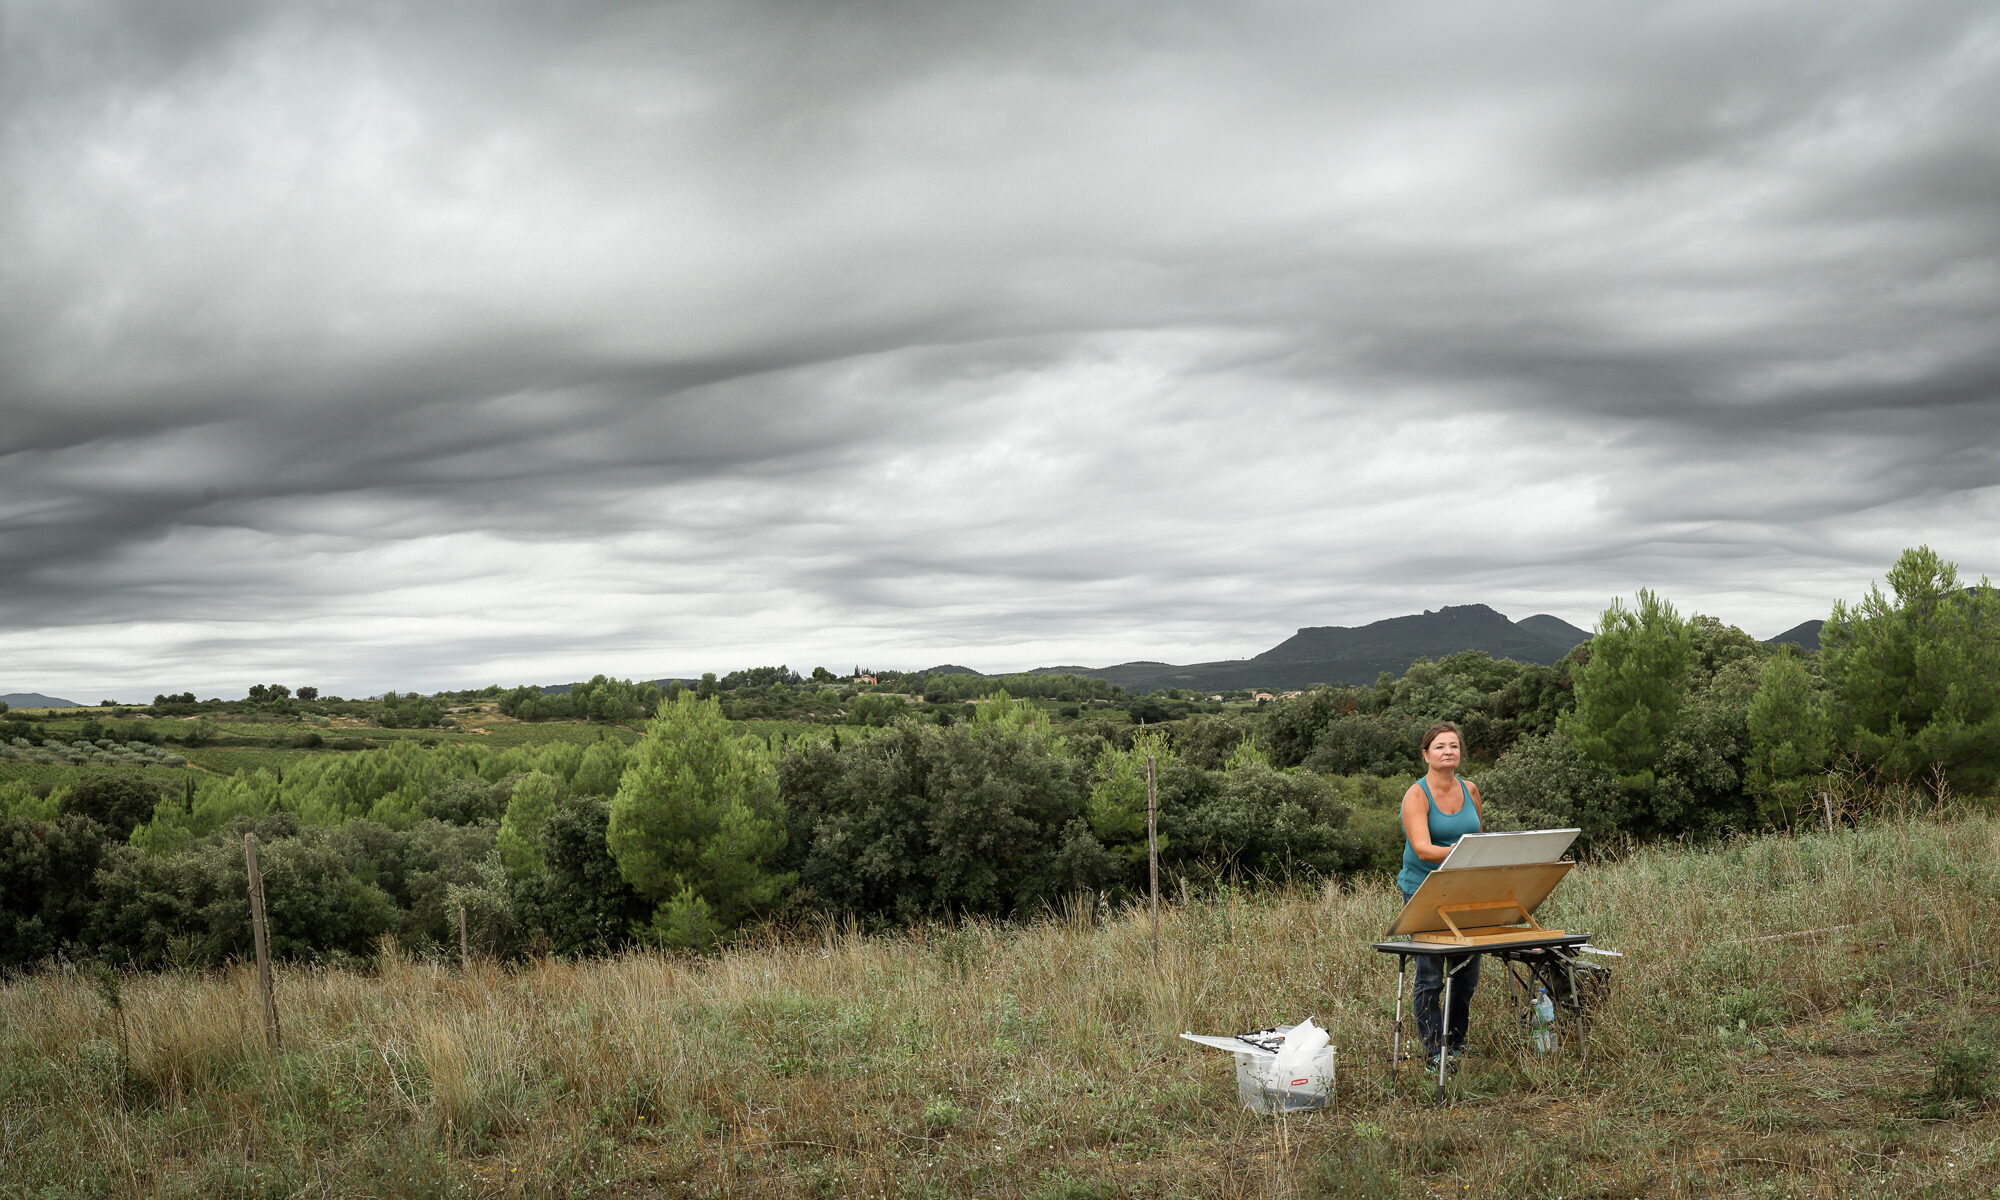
[1375,855,1590,1102]
[1394,862,1572,947]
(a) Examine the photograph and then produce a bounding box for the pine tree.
[497,770,560,878]
[606,693,791,949]
[1821,546,2000,789]
[1744,650,1831,828]
[1559,589,1694,791]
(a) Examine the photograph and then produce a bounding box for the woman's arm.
[1465,777,1483,827]
[1400,784,1449,864]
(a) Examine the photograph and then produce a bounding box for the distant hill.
[1767,620,1823,651]
[1025,604,1592,692]
[1517,613,1594,645]
[1,693,82,709]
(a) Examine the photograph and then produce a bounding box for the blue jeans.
[1404,888,1480,1055]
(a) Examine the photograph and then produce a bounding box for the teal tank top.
[1397,776,1482,895]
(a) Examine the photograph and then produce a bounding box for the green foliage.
[443,851,514,954]
[89,814,399,968]
[1261,652,1571,777]
[916,672,1120,704]
[1165,713,1257,770]
[1920,1040,1995,1117]
[509,794,650,956]
[571,738,627,797]
[607,694,791,948]
[1166,757,1362,879]
[0,813,108,968]
[776,719,1115,926]
[1561,590,1694,791]
[1301,711,1424,777]
[0,778,57,822]
[1821,545,2000,791]
[1261,687,1363,768]
[496,770,560,878]
[1222,734,1268,771]
[845,692,907,727]
[377,690,445,729]
[1476,732,1630,847]
[58,773,164,840]
[499,675,666,723]
[972,690,1059,739]
[419,775,511,825]
[1745,651,1832,829]
[1646,654,1761,839]
[1087,730,1170,878]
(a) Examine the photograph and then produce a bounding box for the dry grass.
[5,810,1998,1199]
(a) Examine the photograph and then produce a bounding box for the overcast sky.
[4,0,1998,701]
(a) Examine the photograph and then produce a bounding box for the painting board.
[1436,828,1580,871]
[1385,861,1574,939]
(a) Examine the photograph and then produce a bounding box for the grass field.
[5,809,1996,1199]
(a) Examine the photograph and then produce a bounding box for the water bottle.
[1531,987,1556,1052]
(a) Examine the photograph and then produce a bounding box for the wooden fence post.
[244,833,281,1053]
[458,905,470,967]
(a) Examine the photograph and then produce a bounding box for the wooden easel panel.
[1411,927,1566,947]
[1386,862,1573,937]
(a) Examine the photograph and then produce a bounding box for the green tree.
[1647,654,1761,839]
[1744,650,1832,828]
[443,851,514,955]
[1087,730,1170,877]
[606,693,791,949]
[972,690,1060,741]
[1560,590,1694,791]
[1476,733,1629,848]
[572,738,627,798]
[496,770,561,878]
[775,720,1113,925]
[509,795,651,956]
[1820,546,2000,790]
[1170,758,1361,879]
[58,774,164,841]
[420,776,511,825]
[0,814,107,968]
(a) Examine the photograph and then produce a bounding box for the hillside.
[1769,618,1825,650]
[7,812,1993,1198]
[0,693,81,709]
[1030,604,1590,691]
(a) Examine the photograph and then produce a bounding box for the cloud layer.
[4,1,1998,698]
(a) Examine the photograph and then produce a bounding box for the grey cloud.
[4,1,1998,696]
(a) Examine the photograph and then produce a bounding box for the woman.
[1397,721,1483,1066]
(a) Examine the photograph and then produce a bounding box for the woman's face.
[1425,732,1461,771]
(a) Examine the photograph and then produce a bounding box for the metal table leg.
[1392,956,1406,1072]
[1563,952,1587,1069]
[1436,958,1452,1102]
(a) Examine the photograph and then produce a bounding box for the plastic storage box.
[1181,1025,1338,1114]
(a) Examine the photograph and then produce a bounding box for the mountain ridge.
[1018,604,1591,692]
[1,693,84,709]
